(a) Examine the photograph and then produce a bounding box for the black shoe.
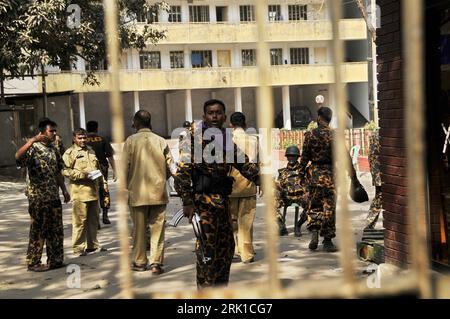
[102,210,111,224]
[279,227,288,236]
[323,239,338,253]
[131,263,148,272]
[78,251,87,257]
[48,262,66,270]
[309,230,319,250]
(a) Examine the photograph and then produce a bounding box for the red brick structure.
[377,0,450,268]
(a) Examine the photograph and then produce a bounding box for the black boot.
[102,209,111,224]
[295,212,308,237]
[323,238,338,252]
[278,218,288,236]
[309,230,319,250]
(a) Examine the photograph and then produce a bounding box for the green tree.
[0,0,168,104]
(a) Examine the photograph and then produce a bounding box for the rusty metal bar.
[330,0,356,297]
[255,0,281,296]
[103,0,134,299]
[401,0,432,299]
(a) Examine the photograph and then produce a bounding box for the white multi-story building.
[4,0,370,142]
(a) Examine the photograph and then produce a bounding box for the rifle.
[168,208,212,265]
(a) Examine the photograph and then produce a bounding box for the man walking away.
[122,110,175,275]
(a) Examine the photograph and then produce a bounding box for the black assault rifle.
[168,209,212,265]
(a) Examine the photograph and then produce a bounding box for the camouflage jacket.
[299,124,334,189]
[276,161,305,205]
[16,142,63,202]
[369,131,381,186]
[174,122,260,206]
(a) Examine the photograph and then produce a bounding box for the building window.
[288,5,308,21]
[191,50,212,68]
[242,49,256,66]
[189,6,210,23]
[290,48,310,65]
[216,6,228,22]
[137,8,159,24]
[85,59,106,71]
[139,51,161,69]
[168,6,182,23]
[268,5,282,21]
[270,48,283,65]
[240,5,255,22]
[170,51,184,69]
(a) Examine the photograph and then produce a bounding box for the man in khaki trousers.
[122,110,175,274]
[229,112,259,264]
[63,128,107,256]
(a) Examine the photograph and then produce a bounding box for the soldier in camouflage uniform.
[15,118,70,272]
[275,145,307,236]
[299,107,357,252]
[364,130,383,229]
[174,99,260,289]
[86,120,116,225]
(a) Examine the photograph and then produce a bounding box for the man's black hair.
[73,128,87,137]
[38,118,57,133]
[133,110,152,128]
[182,121,191,128]
[203,99,226,114]
[86,121,99,133]
[230,112,246,128]
[318,107,333,124]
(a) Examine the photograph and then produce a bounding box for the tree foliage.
[0,0,167,89]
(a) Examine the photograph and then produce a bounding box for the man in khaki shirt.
[229,112,259,264]
[122,110,175,274]
[63,128,107,256]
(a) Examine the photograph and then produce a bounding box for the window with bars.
[290,48,310,65]
[139,51,161,69]
[85,60,106,71]
[270,48,283,65]
[191,50,212,68]
[240,5,255,22]
[242,49,256,66]
[268,5,282,21]
[170,51,184,69]
[288,5,308,21]
[137,8,159,24]
[168,6,182,23]
[189,6,210,23]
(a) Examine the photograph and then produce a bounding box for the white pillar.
[234,88,242,112]
[210,4,216,23]
[181,2,189,22]
[185,89,193,122]
[282,86,291,130]
[233,45,241,68]
[165,93,172,135]
[133,91,140,114]
[79,93,86,129]
[280,3,289,21]
[184,46,190,69]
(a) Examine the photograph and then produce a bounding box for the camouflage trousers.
[365,186,383,229]
[27,199,64,267]
[99,164,110,210]
[194,193,234,289]
[305,186,336,239]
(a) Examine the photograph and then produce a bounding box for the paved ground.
[0,170,377,299]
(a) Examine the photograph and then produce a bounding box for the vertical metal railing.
[255,0,281,297]
[103,0,134,299]
[330,0,357,298]
[402,0,432,299]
